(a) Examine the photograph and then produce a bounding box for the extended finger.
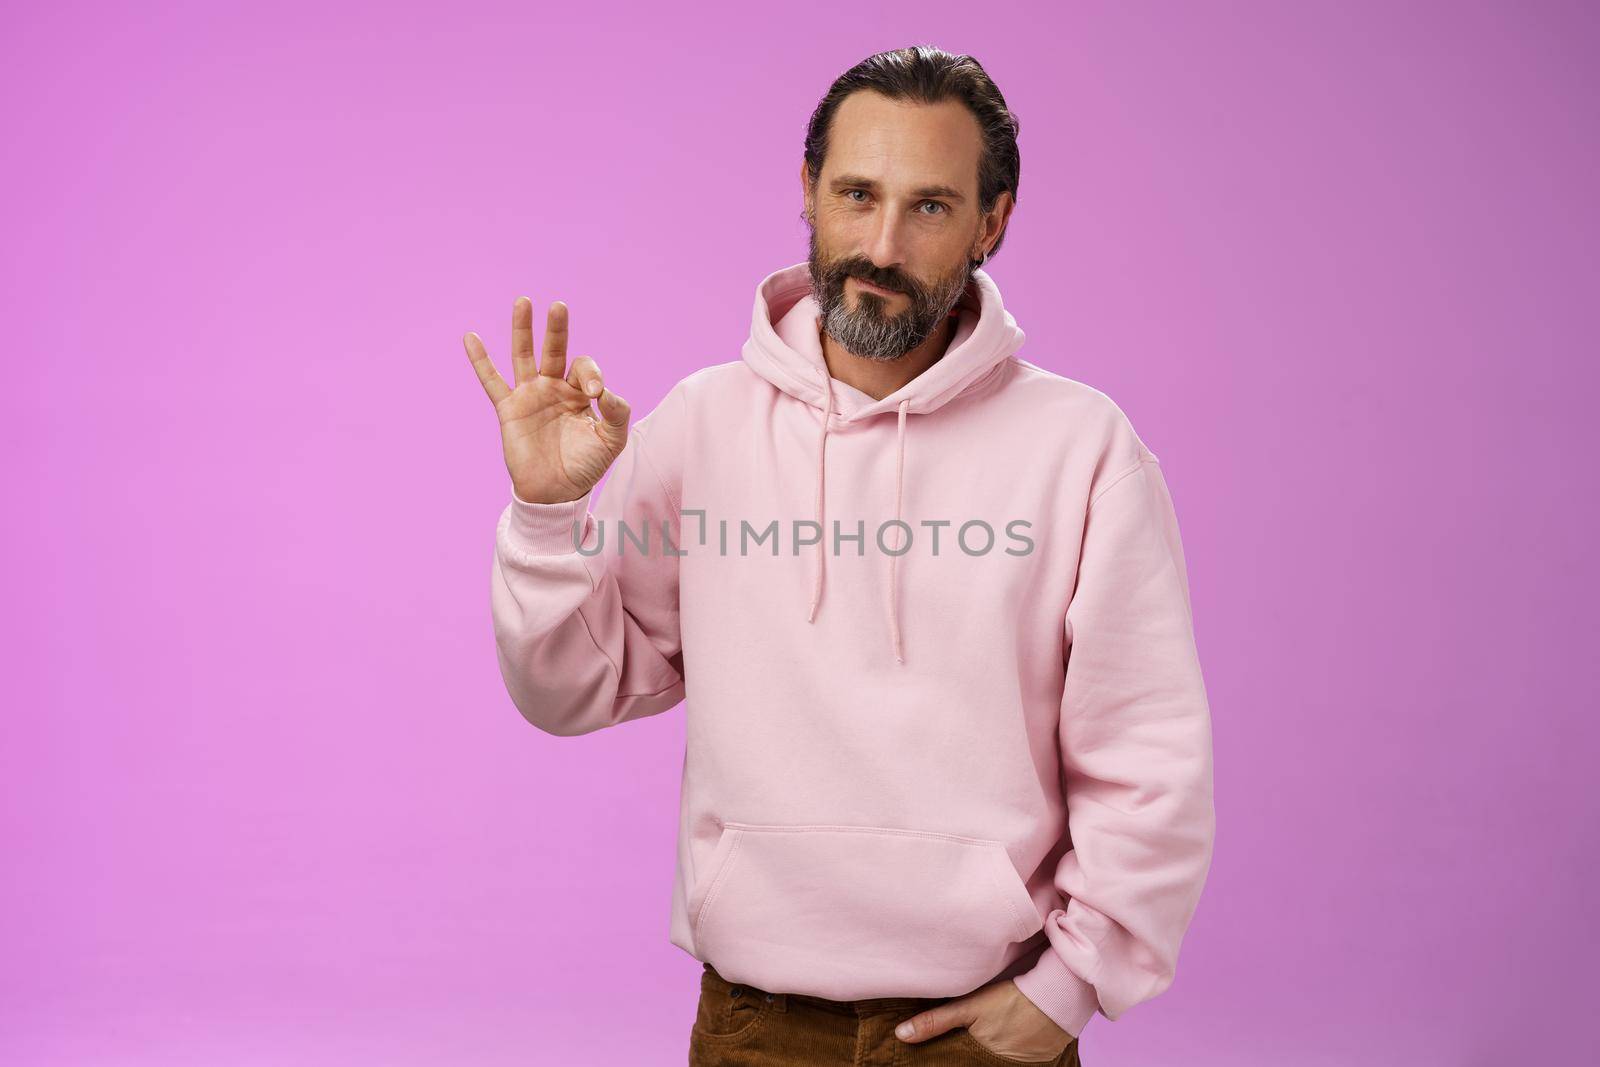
[463,331,511,406]
[538,300,569,379]
[511,297,536,385]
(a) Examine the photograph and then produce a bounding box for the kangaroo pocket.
[686,821,1044,1000]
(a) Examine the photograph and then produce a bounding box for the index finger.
[463,331,511,406]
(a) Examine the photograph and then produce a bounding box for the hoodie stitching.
[616,675,683,702]
[1088,457,1156,510]
[693,828,746,936]
[721,821,1013,847]
[495,511,600,594]
[946,356,1015,410]
[981,846,1032,942]
[633,424,681,518]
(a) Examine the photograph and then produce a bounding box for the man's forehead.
[824,92,982,193]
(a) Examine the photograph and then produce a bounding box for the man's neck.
[817,313,956,402]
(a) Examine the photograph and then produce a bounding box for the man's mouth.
[851,276,904,297]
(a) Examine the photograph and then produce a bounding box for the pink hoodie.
[489,261,1215,1039]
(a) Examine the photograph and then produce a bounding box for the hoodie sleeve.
[489,392,687,737]
[1010,454,1216,1038]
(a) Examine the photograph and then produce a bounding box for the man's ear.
[977,191,1015,260]
[799,159,815,223]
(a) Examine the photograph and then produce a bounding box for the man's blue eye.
[839,191,943,213]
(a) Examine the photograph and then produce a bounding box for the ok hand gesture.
[464,298,631,505]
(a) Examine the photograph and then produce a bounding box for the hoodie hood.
[739,261,1026,664]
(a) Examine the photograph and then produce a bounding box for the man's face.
[803,91,1001,362]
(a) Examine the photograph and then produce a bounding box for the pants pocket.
[687,821,1043,999]
[690,968,773,1044]
[954,1026,1076,1066]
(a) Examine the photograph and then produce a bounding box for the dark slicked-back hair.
[803,45,1021,261]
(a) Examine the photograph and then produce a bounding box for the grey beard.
[820,297,921,361]
[817,271,970,361]
[806,225,974,361]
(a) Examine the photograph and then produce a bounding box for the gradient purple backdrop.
[4,2,1595,1064]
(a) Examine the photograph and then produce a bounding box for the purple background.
[4,2,1595,1064]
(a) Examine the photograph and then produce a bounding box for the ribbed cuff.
[505,488,593,555]
[1011,949,1100,1039]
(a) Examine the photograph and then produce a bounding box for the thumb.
[895,1005,973,1044]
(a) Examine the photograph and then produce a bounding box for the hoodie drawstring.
[806,372,834,625]
[805,373,912,666]
[886,398,910,663]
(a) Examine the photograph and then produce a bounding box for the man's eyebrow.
[829,174,967,202]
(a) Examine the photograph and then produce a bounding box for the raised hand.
[465,297,631,505]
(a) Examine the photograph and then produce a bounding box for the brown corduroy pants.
[688,962,1082,1067]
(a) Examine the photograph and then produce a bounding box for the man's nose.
[863,209,909,270]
